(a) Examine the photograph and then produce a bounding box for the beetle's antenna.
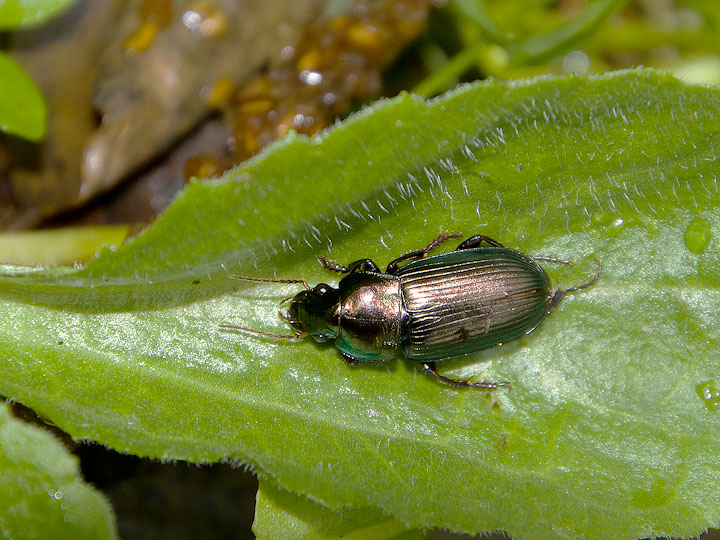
[219,323,307,340]
[227,274,311,291]
[549,260,602,310]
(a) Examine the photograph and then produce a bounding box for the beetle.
[221,232,600,390]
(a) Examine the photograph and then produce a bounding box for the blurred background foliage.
[1,0,720,539]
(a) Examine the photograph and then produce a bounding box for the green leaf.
[415,0,628,96]
[1,69,719,540]
[254,479,422,540]
[0,404,118,539]
[0,0,77,29]
[449,0,507,45]
[507,0,628,66]
[0,225,131,266]
[0,52,46,141]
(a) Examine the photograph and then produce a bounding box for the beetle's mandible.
[221,232,601,390]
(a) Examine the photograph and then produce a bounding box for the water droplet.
[299,70,323,86]
[684,217,712,254]
[563,50,590,75]
[182,10,201,30]
[280,45,294,60]
[696,381,720,411]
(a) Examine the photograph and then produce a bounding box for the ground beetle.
[221,232,600,390]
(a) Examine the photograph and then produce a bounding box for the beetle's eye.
[314,284,329,294]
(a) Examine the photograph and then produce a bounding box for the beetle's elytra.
[221,232,601,390]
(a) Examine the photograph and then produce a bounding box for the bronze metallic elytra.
[220,232,601,390]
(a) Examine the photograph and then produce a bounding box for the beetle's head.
[287,283,340,342]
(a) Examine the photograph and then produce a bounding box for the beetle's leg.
[456,235,505,250]
[385,230,462,274]
[421,362,511,391]
[318,256,382,274]
[347,259,382,274]
[549,260,602,311]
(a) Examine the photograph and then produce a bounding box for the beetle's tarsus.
[421,362,510,391]
[320,256,382,275]
[549,260,602,311]
[318,255,349,274]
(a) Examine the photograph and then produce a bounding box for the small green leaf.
[508,0,627,65]
[0,69,719,540]
[416,0,627,96]
[0,52,46,140]
[254,479,420,540]
[0,0,77,29]
[0,404,118,539]
[0,225,131,266]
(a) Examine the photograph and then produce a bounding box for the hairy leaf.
[0,69,719,539]
[0,404,118,539]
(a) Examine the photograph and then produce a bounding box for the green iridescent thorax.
[333,273,404,362]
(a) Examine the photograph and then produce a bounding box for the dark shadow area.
[76,444,258,540]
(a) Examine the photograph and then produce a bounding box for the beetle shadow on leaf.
[429,338,524,377]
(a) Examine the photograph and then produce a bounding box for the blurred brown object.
[225,0,430,165]
[0,0,322,229]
